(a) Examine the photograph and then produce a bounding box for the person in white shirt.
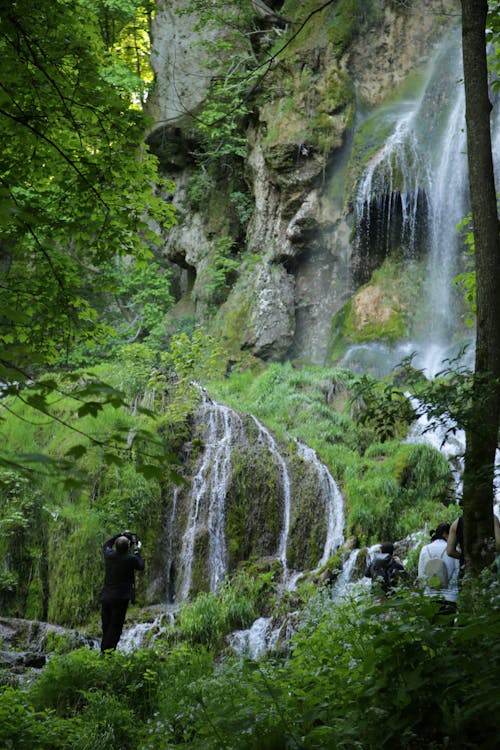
[418,522,460,612]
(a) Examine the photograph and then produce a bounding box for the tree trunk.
[460,0,500,574]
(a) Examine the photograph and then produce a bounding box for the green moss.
[190,528,210,596]
[327,302,353,362]
[327,257,427,362]
[260,63,354,163]
[24,573,45,621]
[47,511,103,626]
[210,261,265,358]
[287,449,328,570]
[344,115,394,210]
[225,437,282,568]
[280,0,364,56]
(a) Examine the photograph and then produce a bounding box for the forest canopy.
[0,0,175,382]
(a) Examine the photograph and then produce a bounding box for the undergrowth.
[2,573,498,749]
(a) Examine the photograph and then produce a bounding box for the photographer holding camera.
[99,530,144,652]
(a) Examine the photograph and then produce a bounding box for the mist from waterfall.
[347,29,499,378]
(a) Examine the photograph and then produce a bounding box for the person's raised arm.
[446,519,461,560]
[103,533,121,555]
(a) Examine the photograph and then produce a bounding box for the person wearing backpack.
[365,542,407,595]
[418,523,459,612]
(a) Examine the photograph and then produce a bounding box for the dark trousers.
[100,599,129,651]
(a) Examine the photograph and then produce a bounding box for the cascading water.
[228,616,281,659]
[347,29,500,377]
[171,396,349,601]
[296,441,345,568]
[177,397,243,599]
[251,415,292,581]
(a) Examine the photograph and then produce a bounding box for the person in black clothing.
[365,541,406,595]
[100,531,145,652]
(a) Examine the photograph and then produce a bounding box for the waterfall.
[118,610,174,653]
[405,394,465,498]
[332,548,362,596]
[251,415,292,581]
[228,616,281,659]
[165,487,179,602]
[349,29,500,377]
[296,441,345,567]
[177,397,243,599]
[405,395,500,515]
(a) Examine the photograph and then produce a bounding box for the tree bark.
[460,0,500,574]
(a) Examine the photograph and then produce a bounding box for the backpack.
[423,549,449,589]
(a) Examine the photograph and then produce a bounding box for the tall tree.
[0,0,174,382]
[0,0,176,481]
[460,0,500,573]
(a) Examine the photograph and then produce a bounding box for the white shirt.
[418,538,460,602]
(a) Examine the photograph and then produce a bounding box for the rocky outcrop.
[0,617,95,677]
[147,0,458,365]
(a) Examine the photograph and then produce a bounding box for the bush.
[0,688,70,749]
[29,648,163,720]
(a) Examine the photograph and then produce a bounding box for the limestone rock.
[242,262,295,360]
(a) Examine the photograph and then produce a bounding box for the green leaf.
[136,463,163,480]
[65,445,87,459]
[77,401,104,418]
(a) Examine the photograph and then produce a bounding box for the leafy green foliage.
[487,0,500,90]
[202,236,240,308]
[1,568,499,749]
[178,0,258,162]
[0,469,46,617]
[0,688,70,749]
[175,569,272,648]
[162,327,227,387]
[455,213,476,323]
[0,0,175,383]
[229,190,254,225]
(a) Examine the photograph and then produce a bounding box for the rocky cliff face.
[147,0,457,365]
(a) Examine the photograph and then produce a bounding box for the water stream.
[346,29,500,377]
[251,415,292,582]
[296,440,345,568]
[177,397,243,599]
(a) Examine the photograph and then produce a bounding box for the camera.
[122,530,141,548]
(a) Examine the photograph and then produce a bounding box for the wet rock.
[0,617,96,677]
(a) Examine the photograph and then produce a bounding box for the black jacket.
[100,535,145,602]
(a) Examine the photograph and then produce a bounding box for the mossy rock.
[280,0,362,56]
[225,439,283,567]
[260,60,354,170]
[327,256,427,362]
[287,450,328,570]
[189,528,211,596]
